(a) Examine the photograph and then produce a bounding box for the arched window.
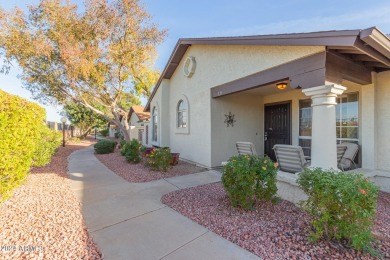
[177,100,188,128]
[152,107,158,141]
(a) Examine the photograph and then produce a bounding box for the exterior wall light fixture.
[276,82,287,90]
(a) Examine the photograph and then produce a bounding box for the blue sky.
[1,0,390,122]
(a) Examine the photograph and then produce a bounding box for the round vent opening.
[183,56,196,78]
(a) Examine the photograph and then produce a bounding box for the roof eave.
[360,27,390,59]
[145,40,190,111]
[145,28,390,111]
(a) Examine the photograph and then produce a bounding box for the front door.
[264,102,291,161]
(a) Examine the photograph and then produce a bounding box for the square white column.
[302,85,346,170]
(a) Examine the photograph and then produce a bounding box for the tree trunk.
[121,124,130,142]
[110,110,131,142]
[80,126,94,138]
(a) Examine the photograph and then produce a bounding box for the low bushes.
[94,140,116,154]
[119,142,173,171]
[121,139,142,163]
[0,90,62,202]
[33,126,62,167]
[297,168,379,252]
[222,155,278,209]
[145,148,172,172]
[99,129,109,137]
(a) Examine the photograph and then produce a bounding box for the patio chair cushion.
[337,145,347,165]
[273,144,309,173]
[236,142,258,156]
[338,142,359,171]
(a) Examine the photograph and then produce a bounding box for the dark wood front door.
[264,102,291,161]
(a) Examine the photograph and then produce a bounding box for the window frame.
[152,106,158,142]
[175,96,190,134]
[177,99,188,128]
[298,92,360,158]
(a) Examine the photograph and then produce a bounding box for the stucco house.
[144,27,390,177]
[126,106,150,143]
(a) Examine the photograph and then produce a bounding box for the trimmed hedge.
[0,90,62,201]
[33,126,62,167]
[94,139,116,154]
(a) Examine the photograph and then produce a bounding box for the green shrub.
[94,139,116,154]
[0,90,46,201]
[120,141,130,156]
[123,139,142,163]
[145,148,171,172]
[120,139,127,147]
[140,145,146,154]
[33,127,62,167]
[99,128,109,137]
[297,168,379,251]
[114,130,122,139]
[222,155,278,209]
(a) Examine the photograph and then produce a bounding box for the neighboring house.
[144,27,390,174]
[126,106,150,144]
[108,122,118,138]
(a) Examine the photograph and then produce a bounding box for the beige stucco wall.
[375,71,390,171]
[165,45,324,167]
[129,113,139,126]
[210,93,263,167]
[128,113,138,140]
[149,81,170,148]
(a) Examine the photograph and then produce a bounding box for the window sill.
[175,127,189,135]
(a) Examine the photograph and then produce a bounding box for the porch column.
[302,84,346,170]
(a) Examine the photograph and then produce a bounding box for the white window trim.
[175,95,190,134]
[151,104,159,145]
[298,91,360,151]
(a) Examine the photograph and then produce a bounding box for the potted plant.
[170,153,180,165]
[144,147,154,156]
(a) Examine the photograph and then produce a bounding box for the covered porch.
[210,29,390,171]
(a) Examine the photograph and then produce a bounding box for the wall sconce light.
[276,82,287,90]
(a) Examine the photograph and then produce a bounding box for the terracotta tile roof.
[129,106,150,122]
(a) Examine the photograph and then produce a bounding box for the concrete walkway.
[68,147,260,260]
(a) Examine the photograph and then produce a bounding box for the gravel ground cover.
[162,183,390,259]
[0,139,101,260]
[96,149,207,182]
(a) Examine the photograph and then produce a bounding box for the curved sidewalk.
[68,146,260,260]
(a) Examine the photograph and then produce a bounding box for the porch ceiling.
[211,51,374,98]
[242,83,296,96]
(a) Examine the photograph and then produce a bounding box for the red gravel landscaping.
[161,182,390,259]
[95,149,207,182]
[0,139,101,260]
